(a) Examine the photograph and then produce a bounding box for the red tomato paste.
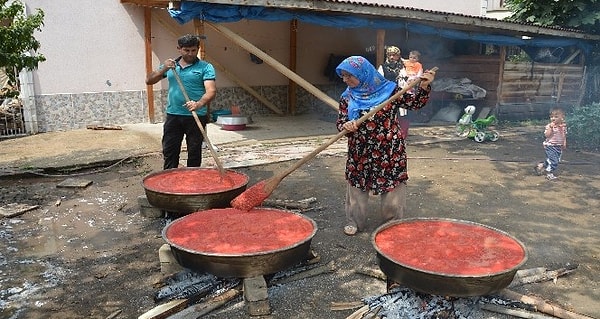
[230,181,269,211]
[143,168,247,194]
[165,208,315,254]
[374,219,526,276]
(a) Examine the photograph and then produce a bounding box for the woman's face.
[340,71,360,88]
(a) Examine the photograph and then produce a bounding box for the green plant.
[566,103,600,151]
[0,0,45,98]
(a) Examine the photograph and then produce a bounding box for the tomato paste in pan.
[375,220,526,276]
[144,169,247,194]
[165,208,315,254]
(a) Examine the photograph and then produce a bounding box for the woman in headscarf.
[335,56,435,236]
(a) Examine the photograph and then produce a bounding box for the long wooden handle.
[206,21,339,110]
[280,67,438,178]
[171,68,225,175]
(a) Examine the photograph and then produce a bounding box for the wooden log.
[330,301,365,311]
[499,288,596,319]
[345,305,369,319]
[482,304,557,319]
[263,197,316,209]
[138,299,187,319]
[166,288,242,319]
[355,267,386,281]
[86,124,122,130]
[509,265,578,288]
[105,309,122,319]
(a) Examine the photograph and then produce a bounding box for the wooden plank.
[0,203,39,218]
[138,299,188,319]
[56,178,93,189]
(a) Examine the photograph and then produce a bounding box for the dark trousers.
[162,114,207,170]
[543,145,562,173]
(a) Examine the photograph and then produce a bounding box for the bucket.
[211,109,232,122]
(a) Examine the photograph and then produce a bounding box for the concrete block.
[246,299,271,316]
[158,244,183,274]
[243,276,268,301]
[138,195,164,218]
[243,276,270,315]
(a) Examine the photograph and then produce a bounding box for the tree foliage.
[504,0,600,34]
[0,0,45,98]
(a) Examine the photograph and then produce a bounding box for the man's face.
[178,45,199,63]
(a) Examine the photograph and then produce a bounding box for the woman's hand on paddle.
[343,120,358,132]
[419,69,436,88]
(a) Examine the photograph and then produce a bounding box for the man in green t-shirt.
[146,34,217,169]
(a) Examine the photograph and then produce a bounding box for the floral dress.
[336,86,431,194]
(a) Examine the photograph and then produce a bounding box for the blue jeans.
[543,145,562,173]
[162,114,207,169]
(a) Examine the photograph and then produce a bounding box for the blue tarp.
[169,2,591,53]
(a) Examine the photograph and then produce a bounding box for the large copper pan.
[372,218,527,297]
[142,167,248,214]
[162,208,317,278]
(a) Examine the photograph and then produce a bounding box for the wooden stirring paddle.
[171,68,225,176]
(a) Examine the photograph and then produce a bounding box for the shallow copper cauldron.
[162,208,318,278]
[142,167,248,214]
[372,218,528,297]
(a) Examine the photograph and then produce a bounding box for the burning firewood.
[154,270,240,304]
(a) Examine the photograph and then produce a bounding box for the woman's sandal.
[343,225,358,236]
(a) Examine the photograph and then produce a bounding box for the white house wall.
[23,0,154,131]
[25,0,149,93]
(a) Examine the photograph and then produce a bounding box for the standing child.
[534,108,567,180]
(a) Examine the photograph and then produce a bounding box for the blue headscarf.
[336,56,397,120]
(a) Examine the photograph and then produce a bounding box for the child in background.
[398,50,424,92]
[534,107,567,181]
[404,50,424,80]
